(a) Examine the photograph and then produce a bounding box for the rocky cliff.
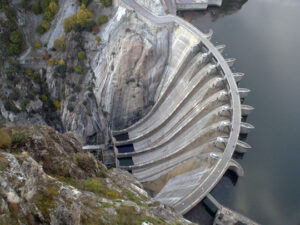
[0,0,170,143]
[0,124,192,224]
[93,6,170,130]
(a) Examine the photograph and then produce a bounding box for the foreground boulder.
[0,125,192,225]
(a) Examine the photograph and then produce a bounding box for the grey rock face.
[0,0,171,143]
[0,126,192,224]
[93,8,170,130]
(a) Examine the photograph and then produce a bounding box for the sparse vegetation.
[40,94,48,103]
[83,178,120,199]
[34,41,42,49]
[41,20,51,32]
[53,35,66,51]
[34,185,60,220]
[47,58,55,66]
[53,99,61,110]
[74,65,83,74]
[97,14,108,26]
[0,130,12,149]
[77,51,86,61]
[36,0,59,34]
[12,131,27,147]
[64,4,94,32]
[57,59,65,66]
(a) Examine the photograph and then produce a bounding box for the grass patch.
[83,178,120,200]
[34,185,60,220]
[0,129,12,149]
[12,131,27,148]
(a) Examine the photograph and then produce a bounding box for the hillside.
[0,124,192,224]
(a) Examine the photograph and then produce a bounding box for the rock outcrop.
[0,125,192,224]
[93,7,170,130]
[0,0,171,143]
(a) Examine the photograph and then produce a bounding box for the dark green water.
[182,1,300,224]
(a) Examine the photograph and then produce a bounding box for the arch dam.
[101,0,254,220]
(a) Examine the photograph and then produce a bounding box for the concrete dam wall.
[109,0,254,216]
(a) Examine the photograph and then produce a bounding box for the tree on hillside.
[63,4,94,32]
[40,0,51,12]
[48,1,58,14]
[76,4,93,25]
[9,31,22,44]
[97,14,108,25]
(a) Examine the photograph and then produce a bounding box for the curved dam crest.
[102,0,255,222]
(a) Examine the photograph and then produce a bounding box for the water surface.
[182,1,300,224]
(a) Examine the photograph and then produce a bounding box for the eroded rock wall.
[93,7,170,130]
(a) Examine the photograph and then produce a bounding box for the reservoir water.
[181,0,300,224]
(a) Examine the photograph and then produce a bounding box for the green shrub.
[53,36,66,51]
[48,1,58,15]
[72,153,96,174]
[9,31,22,44]
[53,99,61,110]
[36,25,46,34]
[64,15,77,32]
[44,9,54,21]
[8,43,21,56]
[34,185,59,220]
[47,58,55,66]
[40,0,51,12]
[74,65,83,74]
[34,41,42,49]
[105,189,119,199]
[64,5,93,32]
[97,14,108,26]
[40,94,48,102]
[41,20,51,31]
[4,101,19,113]
[12,131,27,147]
[77,51,86,61]
[0,130,12,149]
[83,178,102,193]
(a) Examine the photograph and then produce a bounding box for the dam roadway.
[111,0,254,215]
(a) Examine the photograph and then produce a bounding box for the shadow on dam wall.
[178,0,248,22]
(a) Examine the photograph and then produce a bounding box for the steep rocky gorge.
[0,0,171,144]
[93,6,170,130]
